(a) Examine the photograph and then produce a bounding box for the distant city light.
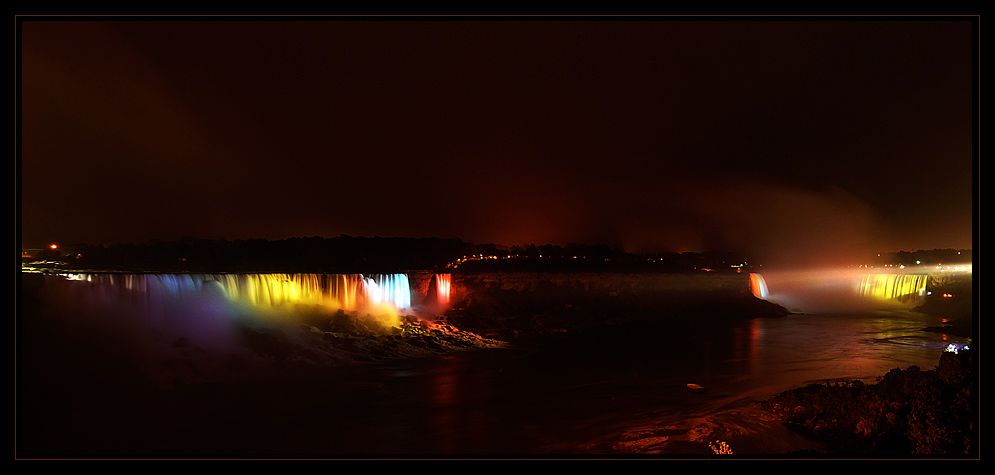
[936,264,972,273]
[945,344,970,354]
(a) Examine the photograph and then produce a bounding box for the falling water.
[58,272,413,313]
[752,268,935,314]
[854,273,929,304]
[435,273,451,305]
[367,273,412,309]
[37,272,418,370]
[749,273,769,299]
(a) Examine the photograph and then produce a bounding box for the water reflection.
[20,269,971,456]
[357,304,966,454]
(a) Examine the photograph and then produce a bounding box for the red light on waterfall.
[749,273,769,299]
[49,244,58,250]
[436,274,451,305]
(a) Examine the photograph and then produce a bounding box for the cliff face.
[419,272,788,340]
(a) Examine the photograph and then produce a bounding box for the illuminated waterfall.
[749,273,769,299]
[57,272,413,313]
[366,273,412,309]
[435,273,451,305]
[854,273,928,304]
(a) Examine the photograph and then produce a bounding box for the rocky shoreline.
[760,349,975,457]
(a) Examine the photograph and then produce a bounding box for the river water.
[17,270,971,457]
[288,308,964,456]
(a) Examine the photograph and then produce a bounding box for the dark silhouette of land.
[22,236,762,274]
[23,236,972,275]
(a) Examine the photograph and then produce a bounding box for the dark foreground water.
[18,296,968,458]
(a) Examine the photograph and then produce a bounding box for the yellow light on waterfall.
[854,274,928,302]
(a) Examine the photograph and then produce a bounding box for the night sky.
[18,18,977,267]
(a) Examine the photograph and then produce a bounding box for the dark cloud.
[18,18,976,260]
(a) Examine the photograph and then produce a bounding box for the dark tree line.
[45,236,473,273]
[27,236,755,274]
[880,249,972,267]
